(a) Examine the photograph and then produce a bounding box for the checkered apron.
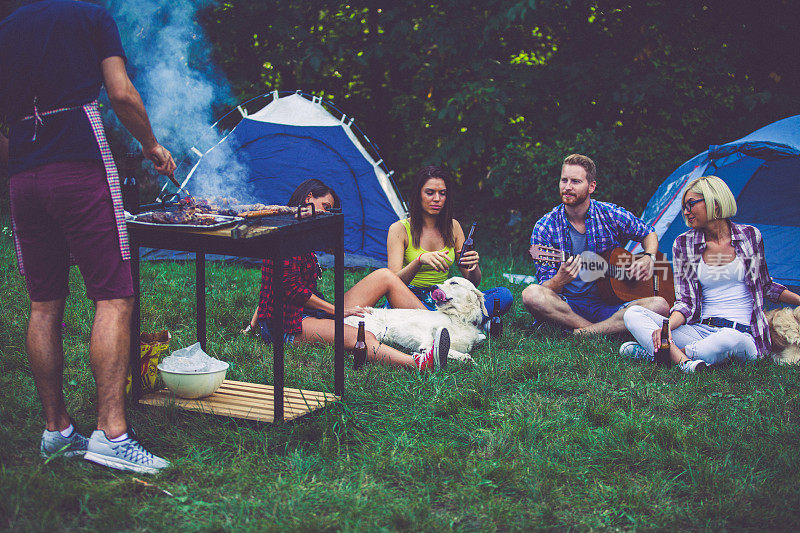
[12,99,130,274]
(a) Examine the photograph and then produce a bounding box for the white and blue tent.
[628,115,800,289]
[145,91,407,267]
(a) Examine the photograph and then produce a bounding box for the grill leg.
[271,241,284,422]
[334,216,344,397]
[196,251,206,351]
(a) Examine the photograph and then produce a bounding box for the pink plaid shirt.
[671,222,786,356]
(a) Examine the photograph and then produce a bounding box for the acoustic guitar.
[529,244,675,307]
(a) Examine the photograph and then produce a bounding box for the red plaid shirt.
[257,252,322,335]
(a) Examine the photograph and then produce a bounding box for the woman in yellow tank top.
[387,166,513,322]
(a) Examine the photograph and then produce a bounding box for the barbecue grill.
[127,207,345,423]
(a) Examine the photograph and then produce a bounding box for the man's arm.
[640,231,659,255]
[532,218,579,293]
[100,56,175,176]
[541,255,581,293]
[627,230,659,280]
[613,204,658,279]
[0,131,7,166]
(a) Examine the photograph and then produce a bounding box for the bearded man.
[522,154,669,334]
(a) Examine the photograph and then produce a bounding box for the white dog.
[766,305,800,365]
[345,277,488,363]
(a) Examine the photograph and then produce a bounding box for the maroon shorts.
[10,161,133,302]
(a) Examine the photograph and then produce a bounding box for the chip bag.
[126,330,171,395]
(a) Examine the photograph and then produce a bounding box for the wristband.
[642,252,655,259]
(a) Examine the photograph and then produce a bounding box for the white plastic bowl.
[157,362,229,399]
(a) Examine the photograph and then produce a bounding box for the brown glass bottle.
[654,318,671,366]
[353,321,367,370]
[459,222,477,266]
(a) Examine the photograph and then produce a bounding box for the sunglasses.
[682,197,705,212]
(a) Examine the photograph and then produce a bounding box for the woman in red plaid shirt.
[621,176,800,372]
[249,179,450,371]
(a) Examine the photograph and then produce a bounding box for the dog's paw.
[448,351,475,365]
[773,345,800,365]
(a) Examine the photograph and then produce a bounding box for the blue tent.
[628,115,800,288]
[145,92,407,267]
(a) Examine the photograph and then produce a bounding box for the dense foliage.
[197,0,798,244]
[2,0,797,242]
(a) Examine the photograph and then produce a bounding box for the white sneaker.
[41,427,88,458]
[413,328,450,371]
[84,429,169,474]
[680,359,708,373]
[619,341,652,361]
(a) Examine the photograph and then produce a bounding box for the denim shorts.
[561,293,628,323]
[389,284,514,321]
[258,319,296,346]
[258,309,333,345]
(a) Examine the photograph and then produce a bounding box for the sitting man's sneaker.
[413,328,450,371]
[680,359,707,373]
[619,341,652,361]
[41,427,88,458]
[84,429,169,474]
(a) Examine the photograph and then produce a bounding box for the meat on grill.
[134,196,295,226]
[135,208,217,225]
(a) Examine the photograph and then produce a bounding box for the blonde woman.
[620,176,800,372]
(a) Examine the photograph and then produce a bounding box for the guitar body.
[595,248,675,307]
[529,244,675,307]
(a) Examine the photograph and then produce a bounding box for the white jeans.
[623,305,758,365]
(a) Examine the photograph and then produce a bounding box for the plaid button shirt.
[257,252,322,335]
[671,222,786,356]
[530,200,655,284]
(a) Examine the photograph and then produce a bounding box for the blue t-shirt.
[562,223,598,298]
[0,0,126,175]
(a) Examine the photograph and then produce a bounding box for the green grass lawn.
[2,226,800,531]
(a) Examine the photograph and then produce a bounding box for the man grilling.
[522,154,669,335]
[0,0,176,474]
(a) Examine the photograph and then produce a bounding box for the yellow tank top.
[401,218,455,288]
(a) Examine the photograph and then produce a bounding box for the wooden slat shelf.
[140,380,340,423]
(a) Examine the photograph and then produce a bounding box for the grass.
[2,222,800,531]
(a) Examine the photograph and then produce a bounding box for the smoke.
[102,0,250,200]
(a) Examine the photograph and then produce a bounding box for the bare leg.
[27,299,70,432]
[669,342,691,365]
[344,268,427,310]
[521,284,592,329]
[90,297,133,438]
[248,306,258,330]
[575,296,669,336]
[297,317,419,369]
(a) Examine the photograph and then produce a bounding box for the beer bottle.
[353,321,367,370]
[654,318,671,366]
[121,152,139,214]
[489,298,503,339]
[459,222,477,266]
